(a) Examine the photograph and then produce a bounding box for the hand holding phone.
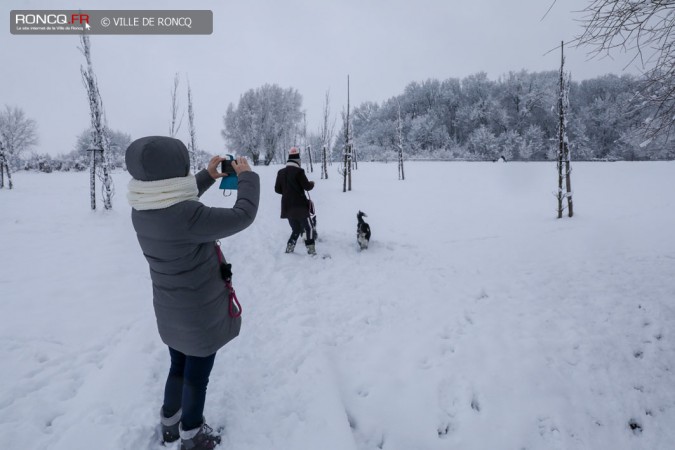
[219,154,238,190]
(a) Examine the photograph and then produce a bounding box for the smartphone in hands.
[219,154,238,190]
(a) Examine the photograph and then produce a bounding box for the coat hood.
[125,136,190,181]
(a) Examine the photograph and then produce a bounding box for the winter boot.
[285,241,296,253]
[160,407,181,443]
[306,244,316,256]
[179,421,221,450]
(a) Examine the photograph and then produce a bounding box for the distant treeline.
[327,71,674,162]
[16,70,675,174]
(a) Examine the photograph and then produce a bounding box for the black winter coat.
[274,162,314,219]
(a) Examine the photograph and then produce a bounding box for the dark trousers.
[287,217,316,245]
[162,347,216,431]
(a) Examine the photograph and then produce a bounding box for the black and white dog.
[356,211,371,250]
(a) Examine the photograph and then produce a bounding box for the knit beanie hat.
[288,147,300,161]
[125,136,190,181]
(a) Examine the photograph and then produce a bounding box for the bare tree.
[319,90,336,179]
[170,73,184,138]
[341,76,353,192]
[0,105,38,189]
[576,0,675,138]
[187,77,198,172]
[79,34,114,210]
[301,111,314,172]
[557,42,573,218]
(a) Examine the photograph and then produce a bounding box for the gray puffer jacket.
[126,136,260,357]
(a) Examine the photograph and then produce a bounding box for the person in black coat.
[274,147,317,255]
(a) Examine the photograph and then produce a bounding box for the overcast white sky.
[1,0,638,157]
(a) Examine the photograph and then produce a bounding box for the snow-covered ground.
[1,161,674,450]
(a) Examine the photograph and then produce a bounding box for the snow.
[2,161,675,450]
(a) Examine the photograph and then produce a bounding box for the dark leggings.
[287,217,316,245]
[162,347,216,431]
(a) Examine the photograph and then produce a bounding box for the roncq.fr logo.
[14,13,90,26]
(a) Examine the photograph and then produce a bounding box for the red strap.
[226,281,242,318]
[215,242,242,318]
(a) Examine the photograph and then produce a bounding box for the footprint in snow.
[470,395,481,412]
[437,423,452,439]
[628,418,643,435]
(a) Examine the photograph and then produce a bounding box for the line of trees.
[332,71,674,163]
[6,70,675,178]
[577,0,675,140]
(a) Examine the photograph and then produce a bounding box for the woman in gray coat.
[126,136,259,450]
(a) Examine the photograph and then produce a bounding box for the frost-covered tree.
[571,74,637,159]
[576,0,675,139]
[319,90,335,179]
[557,42,573,218]
[396,100,405,180]
[79,34,114,210]
[73,128,131,169]
[497,130,521,161]
[301,112,313,173]
[186,78,198,172]
[466,126,499,160]
[222,84,302,165]
[169,73,184,139]
[0,105,38,188]
[520,124,546,160]
[340,76,353,192]
[499,70,557,136]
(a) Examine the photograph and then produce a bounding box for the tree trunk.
[5,164,12,190]
[557,42,565,219]
[321,145,328,179]
[345,75,352,191]
[397,101,405,181]
[307,145,313,173]
[347,144,352,191]
[398,148,405,180]
[342,149,348,192]
[102,162,112,210]
[90,150,97,210]
[564,142,573,217]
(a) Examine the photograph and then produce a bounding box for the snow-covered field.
[1,161,674,450]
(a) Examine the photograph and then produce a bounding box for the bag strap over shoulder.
[215,241,242,318]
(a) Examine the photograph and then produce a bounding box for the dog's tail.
[357,210,367,223]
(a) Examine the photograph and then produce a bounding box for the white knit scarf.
[127,175,199,211]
